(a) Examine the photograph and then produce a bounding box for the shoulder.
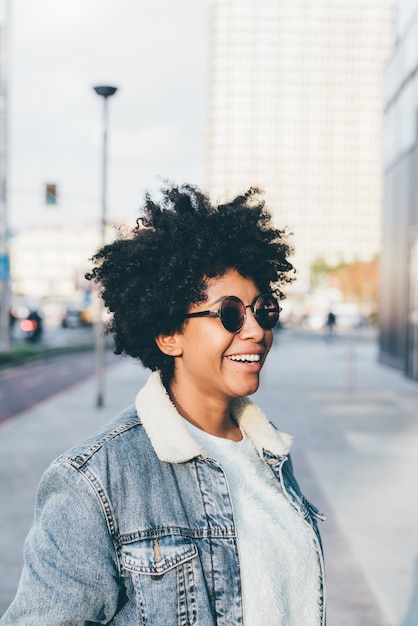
[54,404,147,470]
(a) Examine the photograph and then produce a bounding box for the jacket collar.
[135,371,293,463]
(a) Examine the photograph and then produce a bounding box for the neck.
[168,380,242,441]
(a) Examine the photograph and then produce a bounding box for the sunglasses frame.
[184,294,281,333]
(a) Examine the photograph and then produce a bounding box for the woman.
[1,184,326,625]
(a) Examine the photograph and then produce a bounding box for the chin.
[234,377,260,398]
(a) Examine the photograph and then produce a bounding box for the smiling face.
[157,269,274,418]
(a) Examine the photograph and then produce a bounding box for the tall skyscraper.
[206,0,394,289]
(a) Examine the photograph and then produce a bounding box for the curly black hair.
[86,183,295,383]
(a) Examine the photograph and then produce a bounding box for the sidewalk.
[262,329,418,626]
[1,328,418,625]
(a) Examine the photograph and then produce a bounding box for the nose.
[239,305,265,341]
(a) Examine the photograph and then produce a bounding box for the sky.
[7,0,209,232]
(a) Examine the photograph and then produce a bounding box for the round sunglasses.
[184,294,281,334]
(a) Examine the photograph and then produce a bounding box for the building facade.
[206,0,393,289]
[9,227,100,303]
[0,3,9,350]
[380,0,418,379]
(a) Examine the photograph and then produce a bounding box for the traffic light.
[45,183,57,205]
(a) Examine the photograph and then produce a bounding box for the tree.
[310,256,379,304]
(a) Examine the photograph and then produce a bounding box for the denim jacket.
[1,371,326,625]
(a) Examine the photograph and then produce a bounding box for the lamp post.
[93,85,118,407]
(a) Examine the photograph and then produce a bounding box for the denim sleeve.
[1,461,123,625]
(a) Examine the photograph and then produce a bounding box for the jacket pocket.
[121,536,198,625]
[122,535,198,576]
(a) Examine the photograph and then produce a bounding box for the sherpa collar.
[135,371,293,463]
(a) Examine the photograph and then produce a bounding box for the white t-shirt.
[184,421,321,626]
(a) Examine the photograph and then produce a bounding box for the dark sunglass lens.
[255,295,279,329]
[220,297,245,333]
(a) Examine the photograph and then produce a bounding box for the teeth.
[228,354,261,363]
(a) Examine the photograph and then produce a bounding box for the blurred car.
[61,307,92,328]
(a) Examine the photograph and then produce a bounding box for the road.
[0,350,118,423]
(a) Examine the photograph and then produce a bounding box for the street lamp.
[93,84,118,407]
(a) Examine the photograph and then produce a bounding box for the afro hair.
[86,183,295,383]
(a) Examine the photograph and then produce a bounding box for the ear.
[155,332,183,357]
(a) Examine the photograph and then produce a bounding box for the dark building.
[380,6,418,380]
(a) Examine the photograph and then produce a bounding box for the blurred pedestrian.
[26,309,43,343]
[325,310,336,340]
[1,184,326,625]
